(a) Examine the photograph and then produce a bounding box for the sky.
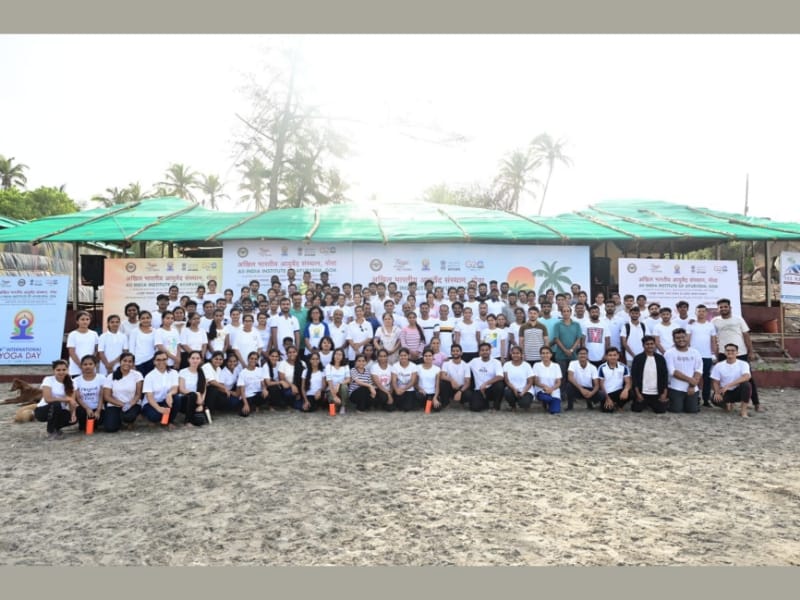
[2,34,800,221]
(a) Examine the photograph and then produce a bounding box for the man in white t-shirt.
[467,342,504,412]
[664,328,703,414]
[711,343,753,417]
[439,343,472,409]
[567,347,604,411]
[687,304,718,407]
[269,297,300,359]
[598,347,631,412]
[417,302,440,345]
[652,307,680,354]
[712,298,760,411]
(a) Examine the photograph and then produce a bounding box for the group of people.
[34,270,760,439]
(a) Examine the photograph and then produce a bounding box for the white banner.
[618,258,740,316]
[779,251,800,304]
[0,275,69,365]
[223,240,590,296]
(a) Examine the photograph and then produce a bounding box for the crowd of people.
[35,268,760,439]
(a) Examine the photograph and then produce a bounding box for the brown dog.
[2,379,43,405]
[14,403,36,423]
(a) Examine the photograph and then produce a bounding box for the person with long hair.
[34,359,77,439]
[202,351,244,415]
[534,346,563,414]
[304,306,330,356]
[416,347,442,410]
[348,353,377,412]
[301,351,327,412]
[172,305,187,335]
[262,348,289,409]
[141,350,180,427]
[176,350,208,426]
[128,310,156,377]
[502,345,534,411]
[179,312,208,369]
[73,355,105,431]
[207,309,230,359]
[120,302,140,337]
[370,348,394,411]
[325,348,350,414]
[278,345,306,410]
[101,352,144,432]
[98,314,127,377]
[391,347,420,412]
[66,310,99,377]
[428,337,448,368]
[399,311,426,363]
[362,342,376,371]
[255,311,272,363]
[237,351,267,416]
[318,336,335,368]
[154,310,182,371]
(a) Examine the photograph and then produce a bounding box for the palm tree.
[533,260,573,295]
[157,163,199,201]
[493,149,540,213]
[529,133,573,216]
[0,155,29,190]
[91,186,129,207]
[238,157,270,211]
[199,174,229,209]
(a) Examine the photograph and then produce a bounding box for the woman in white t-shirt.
[318,336,335,368]
[34,359,77,439]
[237,351,267,416]
[533,346,562,414]
[154,310,182,370]
[325,348,351,414]
[102,352,144,432]
[203,351,243,415]
[141,350,180,427]
[370,348,394,411]
[301,351,327,412]
[179,312,208,368]
[73,355,105,431]
[416,348,442,410]
[176,350,208,426]
[278,345,306,411]
[391,347,420,412]
[374,313,402,365]
[98,314,127,376]
[128,311,156,377]
[207,310,230,359]
[66,310,99,377]
[503,345,534,411]
[480,314,508,362]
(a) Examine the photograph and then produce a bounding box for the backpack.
[623,322,647,339]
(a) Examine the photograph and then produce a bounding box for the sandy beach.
[1,382,798,566]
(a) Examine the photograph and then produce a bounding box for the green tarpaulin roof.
[1,197,798,249]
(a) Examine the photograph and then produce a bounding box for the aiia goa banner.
[223,240,590,295]
[0,275,69,365]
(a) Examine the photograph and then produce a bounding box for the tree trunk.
[269,52,297,211]
[536,164,554,216]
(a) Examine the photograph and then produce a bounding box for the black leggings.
[34,403,71,433]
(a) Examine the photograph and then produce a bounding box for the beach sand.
[1,383,798,566]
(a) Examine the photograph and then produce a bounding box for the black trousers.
[631,393,667,414]
[102,404,142,432]
[503,388,533,409]
[350,386,374,411]
[34,403,71,433]
[470,381,504,411]
[438,380,463,408]
[716,353,759,406]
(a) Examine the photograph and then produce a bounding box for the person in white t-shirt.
[597,347,631,413]
[237,351,267,416]
[533,346,562,414]
[567,347,605,411]
[391,348,420,412]
[34,359,77,438]
[325,348,351,414]
[370,348,395,411]
[687,304,718,407]
[141,350,180,427]
[439,344,472,409]
[711,343,753,417]
[467,343,505,412]
[120,302,140,338]
[66,310,99,377]
[97,314,127,377]
[73,355,105,431]
[176,350,209,426]
[416,348,442,410]
[664,329,703,414]
[503,345,534,411]
[203,351,243,415]
[301,351,327,412]
[101,352,144,432]
[154,310,182,369]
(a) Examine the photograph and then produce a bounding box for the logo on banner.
[237,247,249,258]
[369,259,383,272]
[690,265,706,274]
[257,247,273,257]
[506,267,536,293]
[421,259,431,271]
[17,279,26,287]
[465,260,485,270]
[673,264,681,274]
[713,265,728,272]
[281,246,289,256]
[11,309,34,340]
[626,263,637,273]
[394,259,411,271]
[125,262,136,273]
[319,246,337,254]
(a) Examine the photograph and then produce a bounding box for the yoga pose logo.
[11,309,35,340]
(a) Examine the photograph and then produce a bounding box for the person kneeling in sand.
[630,336,668,414]
[710,343,753,418]
[598,347,631,413]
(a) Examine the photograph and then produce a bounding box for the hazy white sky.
[2,34,800,220]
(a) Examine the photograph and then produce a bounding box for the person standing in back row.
[712,298,761,411]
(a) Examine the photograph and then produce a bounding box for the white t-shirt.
[468,357,503,390]
[237,367,265,396]
[38,375,69,409]
[503,361,534,392]
[128,328,156,365]
[710,359,751,390]
[120,320,139,337]
[325,364,350,387]
[277,360,303,385]
[533,361,562,397]
[302,369,326,396]
[66,329,99,375]
[180,327,208,352]
[178,367,201,394]
[269,314,300,358]
[582,321,609,362]
[455,320,481,353]
[642,356,659,395]
[219,366,240,391]
[103,370,144,410]
[598,362,629,394]
[201,363,220,386]
[652,321,680,352]
[208,324,228,355]
[437,319,456,356]
[370,363,393,391]
[568,360,599,388]
[142,368,179,404]
[233,328,264,361]
[345,320,373,361]
[418,317,440,344]
[621,321,647,363]
[442,359,471,388]
[665,347,703,392]
[97,331,127,376]
[481,327,508,359]
[391,362,418,389]
[154,327,182,366]
[688,321,717,358]
[417,364,440,395]
[327,322,349,351]
[73,374,104,410]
